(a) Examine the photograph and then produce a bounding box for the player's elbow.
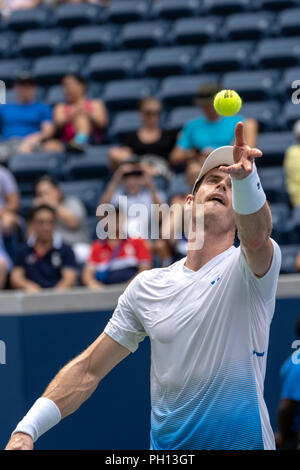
[238,230,271,252]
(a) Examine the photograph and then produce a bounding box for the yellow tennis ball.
[214,90,242,117]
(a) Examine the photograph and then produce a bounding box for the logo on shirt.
[257,182,261,190]
[210,277,221,286]
[51,252,62,268]
[253,350,265,357]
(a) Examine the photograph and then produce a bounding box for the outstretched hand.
[219,122,262,180]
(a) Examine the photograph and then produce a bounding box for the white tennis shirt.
[104,239,281,450]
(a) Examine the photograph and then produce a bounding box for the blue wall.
[0,297,299,449]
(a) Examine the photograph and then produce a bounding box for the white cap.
[192,146,234,194]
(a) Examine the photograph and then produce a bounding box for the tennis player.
[5,122,281,450]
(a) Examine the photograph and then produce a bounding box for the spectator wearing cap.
[53,73,108,152]
[0,73,59,160]
[170,82,258,167]
[33,175,90,264]
[10,204,77,293]
[284,120,300,207]
[99,160,166,239]
[82,206,152,288]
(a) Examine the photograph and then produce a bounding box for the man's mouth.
[206,193,226,206]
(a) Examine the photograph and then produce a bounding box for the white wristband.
[231,164,266,215]
[12,397,61,443]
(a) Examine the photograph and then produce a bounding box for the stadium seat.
[223,12,275,40]
[18,29,67,57]
[280,101,300,129]
[241,101,281,131]
[222,70,280,101]
[0,32,18,59]
[87,51,141,81]
[257,132,295,166]
[6,7,52,32]
[278,8,300,36]
[54,3,102,27]
[269,202,293,245]
[69,25,117,54]
[168,173,190,200]
[8,152,65,186]
[140,46,197,78]
[0,59,31,87]
[258,0,300,12]
[171,17,222,45]
[64,147,111,181]
[32,54,85,86]
[152,0,201,20]
[203,0,252,15]
[102,79,158,111]
[197,41,253,72]
[258,167,289,203]
[59,180,104,216]
[119,21,170,49]
[255,37,300,68]
[279,245,299,273]
[165,106,202,131]
[105,0,150,23]
[280,67,300,101]
[109,111,142,141]
[159,74,219,108]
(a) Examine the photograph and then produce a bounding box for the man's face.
[191,167,235,233]
[14,83,36,103]
[32,209,56,242]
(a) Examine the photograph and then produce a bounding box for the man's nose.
[216,180,227,192]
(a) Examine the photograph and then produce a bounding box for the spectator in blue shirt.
[276,316,300,450]
[0,73,60,160]
[170,82,258,168]
[10,204,77,293]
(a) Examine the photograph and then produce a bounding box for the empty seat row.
[2,10,300,61]
[1,39,300,86]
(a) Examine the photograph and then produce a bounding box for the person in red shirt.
[82,207,152,288]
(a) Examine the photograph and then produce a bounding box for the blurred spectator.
[82,206,151,288]
[0,164,19,236]
[0,73,57,161]
[109,97,177,169]
[33,175,91,264]
[152,238,182,268]
[53,73,108,152]
[276,316,300,450]
[284,120,300,207]
[10,204,77,292]
[0,0,41,18]
[0,234,12,289]
[170,83,258,167]
[99,160,166,238]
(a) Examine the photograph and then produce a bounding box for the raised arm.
[5,332,130,450]
[220,122,273,277]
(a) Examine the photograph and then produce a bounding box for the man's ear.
[185,194,194,208]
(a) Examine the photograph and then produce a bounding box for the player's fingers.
[234,122,246,147]
[248,148,263,158]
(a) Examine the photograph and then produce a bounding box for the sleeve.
[61,245,77,269]
[176,122,194,150]
[122,132,136,148]
[40,104,53,123]
[14,246,26,268]
[133,238,152,265]
[104,275,147,353]
[0,168,18,195]
[87,242,100,265]
[239,238,281,304]
[281,364,300,402]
